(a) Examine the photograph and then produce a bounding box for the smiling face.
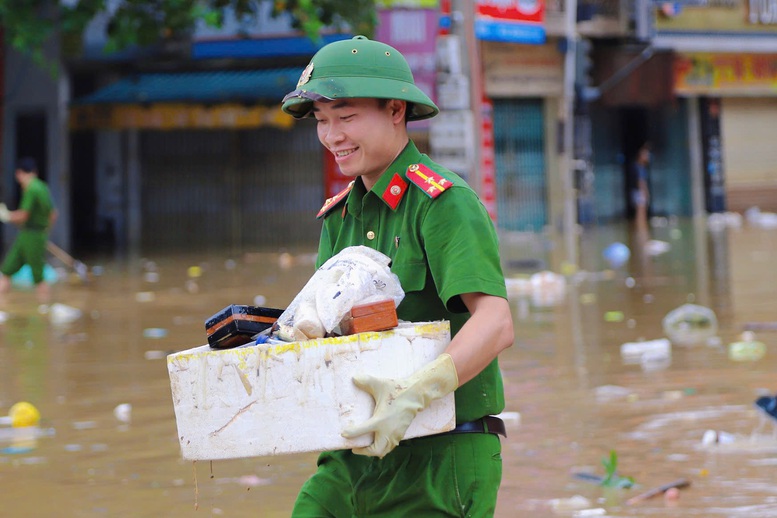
[314,98,409,190]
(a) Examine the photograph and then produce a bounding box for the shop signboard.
[655,0,777,34]
[475,0,546,44]
[674,52,777,95]
[482,40,563,97]
[69,104,293,131]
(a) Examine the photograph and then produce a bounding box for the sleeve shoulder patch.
[406,164,452,199]
[316,181,354,219]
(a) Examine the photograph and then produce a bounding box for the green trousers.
[292,432,502,517]
[0,229,47,284]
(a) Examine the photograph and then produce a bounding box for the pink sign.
[376,9,438,108]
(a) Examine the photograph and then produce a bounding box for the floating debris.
[143,328,168,339]
[707,212,743,231]
[602,242,630,268]
[745,207,777,229]
[702,429,735,445]
[5,402,41,428]
[71,421,98,430]
[728,332,766,361]
[549,495,592,513]
[143,271,160,283]
[37,303,82,324]
[662,303,718,346]
[626,478,691,505]
[135,292,156,303]
[621,338,671,364]
[645,239,671,256]
[113,403,132,424]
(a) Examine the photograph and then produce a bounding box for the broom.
[46,242,89,282]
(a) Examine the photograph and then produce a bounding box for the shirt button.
[366,231,376,240]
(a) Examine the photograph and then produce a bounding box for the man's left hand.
[341,353,458,458]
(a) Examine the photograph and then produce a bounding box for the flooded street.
[2,218,777,517]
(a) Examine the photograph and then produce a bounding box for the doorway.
[14,111,47,202]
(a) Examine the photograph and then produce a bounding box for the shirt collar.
[370,141,422,208]
[346,141,422,217]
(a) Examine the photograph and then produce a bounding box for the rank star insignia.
[406,163,451,199]
[297,62,314,87]
[317,181,354,219]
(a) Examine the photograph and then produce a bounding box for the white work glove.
[341,353,458,458]
[0,203,10,223]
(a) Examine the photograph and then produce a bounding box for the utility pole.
[461,0,483,193]
[561,0,579,269]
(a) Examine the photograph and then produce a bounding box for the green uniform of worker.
[0,159,56,286]
[282,36,514,517]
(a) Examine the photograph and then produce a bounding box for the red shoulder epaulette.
[406,163,452,199]
[317,181,354,219]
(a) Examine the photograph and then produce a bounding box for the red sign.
[323,150,352,200]
[476,0,545,24]
[480,97,497,222]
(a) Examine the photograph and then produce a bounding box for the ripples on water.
[1,221,777,517]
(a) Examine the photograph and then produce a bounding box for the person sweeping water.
[0,157,58,302]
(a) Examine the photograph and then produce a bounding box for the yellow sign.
[655,1,777,33]
[674,53,777,95]
[69,103,295,130]
[378,0,439,7]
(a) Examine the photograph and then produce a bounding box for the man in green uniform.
[282,36,514,517]
[0,157,58,301]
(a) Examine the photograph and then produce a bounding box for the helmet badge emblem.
[297,62,314,88]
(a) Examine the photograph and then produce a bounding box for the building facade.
[4,0,776,257]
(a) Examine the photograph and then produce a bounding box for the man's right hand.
[0,203,10,223]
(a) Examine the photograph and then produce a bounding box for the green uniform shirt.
[20,177,54,230]
[316,141,507,423]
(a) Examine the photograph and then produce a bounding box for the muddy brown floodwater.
[1,218,777,517]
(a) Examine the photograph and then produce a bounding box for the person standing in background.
[631,142,651,235]
[0,157,58,302]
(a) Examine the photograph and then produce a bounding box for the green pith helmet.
[282,35,438,121]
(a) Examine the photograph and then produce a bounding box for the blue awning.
[74,68,303,105]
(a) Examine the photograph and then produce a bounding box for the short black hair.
[16,157,38,173]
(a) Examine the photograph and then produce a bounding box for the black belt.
[444,416,506,438]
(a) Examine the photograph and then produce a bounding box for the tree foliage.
[0,0,376,71]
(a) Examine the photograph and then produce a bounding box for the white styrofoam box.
[168,321,455,461]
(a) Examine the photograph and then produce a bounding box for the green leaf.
[599,450,635,489]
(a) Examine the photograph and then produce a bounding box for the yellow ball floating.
[9,401,41,428]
